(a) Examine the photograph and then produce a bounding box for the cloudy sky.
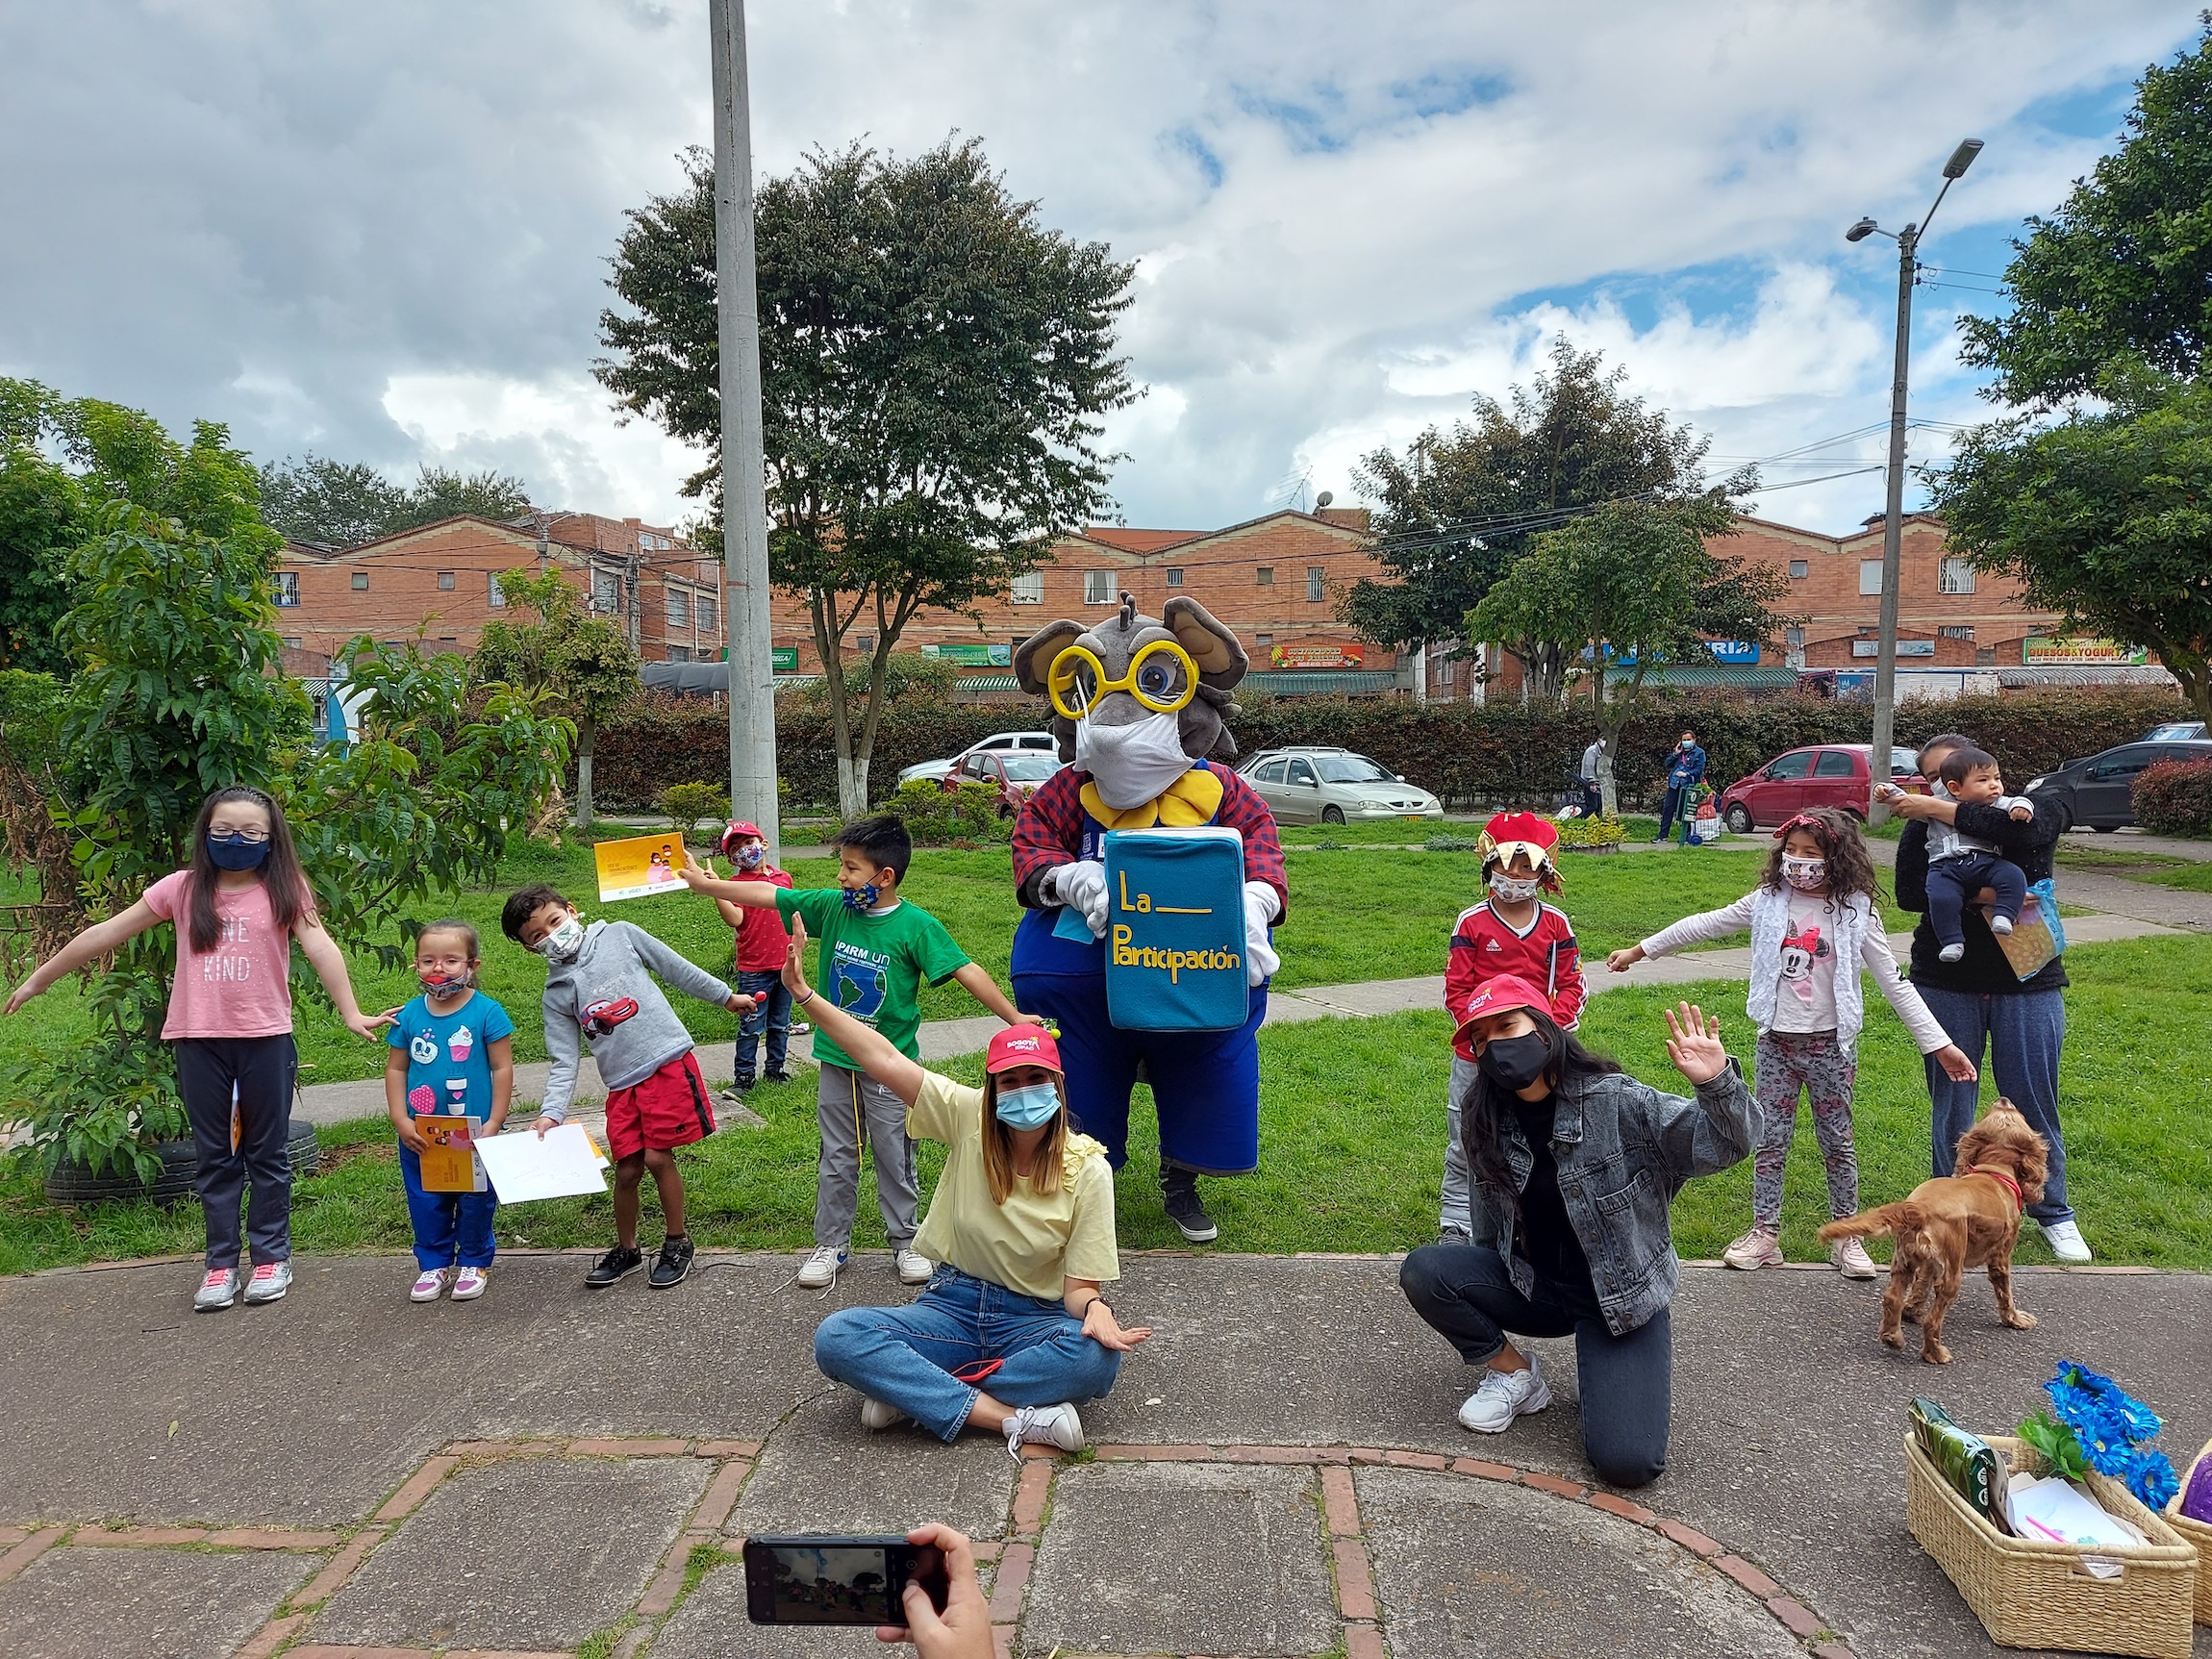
[0,2,2196,539]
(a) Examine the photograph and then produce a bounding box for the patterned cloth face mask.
[842,881,881,912]
[418,968,474,994]
[1780,855,1827,892]
[1489,871,1543,904]
[734,843,765,869]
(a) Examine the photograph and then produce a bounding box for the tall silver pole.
[1868,222,1916,826]
[710,0,782,858]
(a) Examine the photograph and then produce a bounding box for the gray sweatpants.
[816,1061,919,1251]
[1439,1054,1478,1238]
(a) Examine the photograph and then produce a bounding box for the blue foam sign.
[1102,827,1250,1033]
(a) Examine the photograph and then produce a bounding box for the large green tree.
[1341,339,1736,701]
[1960,23,2212,408]
[1930,370,2212,720]
[1470,498,1789,814]
[596,138,1137,815]
[472,567,639,831]
[259,456,535,547]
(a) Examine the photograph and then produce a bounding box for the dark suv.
[2024,740,2212,830]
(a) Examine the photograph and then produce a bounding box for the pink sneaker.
[411,1269,450,1302]
[451,1267,489,1301]
[1722,1227,1783,1270]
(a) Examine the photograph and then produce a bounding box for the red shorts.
[603,1051,716,1160]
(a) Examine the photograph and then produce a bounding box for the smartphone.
[742,1534,949,1626]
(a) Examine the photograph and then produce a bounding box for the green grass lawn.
[6,935,2205,1276]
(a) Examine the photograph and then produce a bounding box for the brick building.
[275,513,724,665]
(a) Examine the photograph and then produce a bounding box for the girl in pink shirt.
[6,787,387,1312]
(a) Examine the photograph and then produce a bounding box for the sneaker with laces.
[585,1245,645,1289]
[649,1235,695,1289]
[763,1070,794,1086]
[242,1261,291,1304]
[893,1247,932,1286]
[1722,1226,1784,1270]
[411,1268,450,1302]
[1830,1237,1878,1280]
[1458,1358,1551,1433]
[1003,1402,1084,1459]
[860,1396,909,1431]
[797,1245,847,1289]
[451,1267,489,1301]
[2039,1218,2092,1264]
[1161,1169,1219,1243]
[194,1268,239,1313]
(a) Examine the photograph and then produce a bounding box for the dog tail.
[1819,1201,1924,1244]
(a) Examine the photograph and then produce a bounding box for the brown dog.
[1819,1100,2050,1364]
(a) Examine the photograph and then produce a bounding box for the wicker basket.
[2164,1437,2212,1624]
[1904,1433,2198,1657]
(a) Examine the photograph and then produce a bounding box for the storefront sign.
[2022,636,2148,666]
[771,646,800,672]
[921,642,1013,666]
[1851,638,1936,658]
[1269,641,1365,669]
[1707,640,1761,665]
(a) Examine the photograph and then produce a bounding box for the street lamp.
[1849,138,1982,824]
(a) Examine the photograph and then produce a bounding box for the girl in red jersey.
[1438,813,1585,1241]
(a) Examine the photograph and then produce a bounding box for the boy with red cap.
[1439,812,1585,1242]
[710,821,794,1096]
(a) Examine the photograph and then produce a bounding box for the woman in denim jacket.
[1400,975,1756,1488]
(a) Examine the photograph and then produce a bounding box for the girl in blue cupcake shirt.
[382,919,515,1302]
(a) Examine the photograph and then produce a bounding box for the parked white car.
[896,730,1060,788]
[1237,747,1443,824]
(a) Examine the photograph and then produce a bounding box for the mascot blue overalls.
[1008,592,1287,1243]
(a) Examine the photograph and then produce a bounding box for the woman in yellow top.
[787,922,1150,1458]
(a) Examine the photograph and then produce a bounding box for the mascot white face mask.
[1076,712,1194,810]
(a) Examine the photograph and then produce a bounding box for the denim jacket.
[1461,1061,1757,1336]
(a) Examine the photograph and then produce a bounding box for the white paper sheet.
[2005,1472,2149,1578]
[475,1122,610,1204]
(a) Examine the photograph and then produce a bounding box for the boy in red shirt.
[713,821,795,1094]
[1439,812,1586,1240]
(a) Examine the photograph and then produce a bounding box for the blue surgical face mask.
[206,832,270,871]
[842,881,881,912]
[994,1081,1062,1130]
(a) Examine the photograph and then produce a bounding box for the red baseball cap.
[719,821,766,854]
[986,1023,1063,1074]
[1454,973,1551,1031]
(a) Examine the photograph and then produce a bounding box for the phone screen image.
[743,1536,946,1625]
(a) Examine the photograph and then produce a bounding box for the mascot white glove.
[1243,879,1282,987]
[1046,860,1110,938]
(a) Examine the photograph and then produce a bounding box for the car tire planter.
[43,1117,321,1206]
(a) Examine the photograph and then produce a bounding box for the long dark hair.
[186,786,314,952]
[1462,1010,1623,1209]
[1756,806,1882,903]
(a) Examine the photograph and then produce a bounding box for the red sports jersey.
[1445,898,1585,1060]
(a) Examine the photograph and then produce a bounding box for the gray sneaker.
[193,1268,239,1313]
[241,1261,292,1305]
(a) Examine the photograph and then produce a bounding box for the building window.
[1011,571,1044,605]
[489,572,507,607]
[593,568,622,614]
[1939,624,1975,641]
[1858,560,1883,596]
[854,633,876,654]
[1255,633,1273,649]
[1084,570,1112,605]
[666,588,691,628]
[275,571,299,607]
[1785,626,1805,648]
[1165,567,1184,588]
[437,570,455,591]
[351,571,368,591]
[1788,559,1809,579]
[281,636,302,649]
[1938,556,1975,594]
[666,644,692,664]
[1255,566,1274,586]
[698,596,717,632]
[1307,566,1325,602]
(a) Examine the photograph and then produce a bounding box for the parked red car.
[1716,743,1925,833]
[942,750,1065,817]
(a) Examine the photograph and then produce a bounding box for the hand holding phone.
[742,1532,952,1628]
[874,1523,992,1658]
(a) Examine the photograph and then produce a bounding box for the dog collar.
[1965,1163,2023,1214]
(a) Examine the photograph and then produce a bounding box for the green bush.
[655,780,730,836]
[2132,761,2212,836]
[1557,814,1628,850]
[891,779,1012,847]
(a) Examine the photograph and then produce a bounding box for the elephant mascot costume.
[1008,591,1287,1243]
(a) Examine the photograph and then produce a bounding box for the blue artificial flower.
[2121,1445,2181,1511]
[2046,1362,2174,1501]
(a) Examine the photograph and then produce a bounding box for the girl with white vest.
[1606,809,1978,1278]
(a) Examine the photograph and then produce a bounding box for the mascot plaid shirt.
[1013,765,1290,919]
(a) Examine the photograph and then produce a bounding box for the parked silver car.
[1237,747,1443,824]
[896,730,1059,788]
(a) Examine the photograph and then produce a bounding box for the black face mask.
[1476,1030,1551,1093]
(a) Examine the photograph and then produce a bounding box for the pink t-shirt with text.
[141,869,297,1040]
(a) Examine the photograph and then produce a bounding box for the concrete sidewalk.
[1,1251,2204,1658]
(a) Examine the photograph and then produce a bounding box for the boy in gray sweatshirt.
[501,883,755,1290]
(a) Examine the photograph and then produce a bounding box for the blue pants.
[734,968,792,1082]
[1916,984,2072,1225]
[399,1145,497,1270]
[813,1266,1124,1442]
[1010,971,1265,1173]
[1924,852,2029,950]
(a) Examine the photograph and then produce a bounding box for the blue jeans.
[734,968,792,1082]
[1916,984,2072,1224]
[399,1145,497,1270]
[813,1266,1125,1442]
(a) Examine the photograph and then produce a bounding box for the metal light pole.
[1847,138,1981,824]
[709,0,782,858]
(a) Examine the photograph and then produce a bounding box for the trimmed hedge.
[2132,761,2212,836]
[579,686,2186,813]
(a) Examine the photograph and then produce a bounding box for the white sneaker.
[193,1268,239,1313]
[893,1247,932,1285]
[1722,1226,1783,1270]
[1830,1238,1878,1280]
[451,1267,489,1301]
[797,1245,847,1289]
[2040,1219,2093,1264]
[860,1396,908,1431]
[1939,943,1966,963]
[411,1269,450,1302]
[1990,915,2014,936]
[242,1261,292,1304]
[1458,1358,1552,1433]
[1002,1402,1084,1460]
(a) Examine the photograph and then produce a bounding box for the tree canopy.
[596,137,1137,814]
[472,567,639,829]
[259,455,535,547]
[1960,23,2212,407]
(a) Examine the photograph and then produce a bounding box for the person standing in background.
[1578,737,1605,818]
[1652,730,1707,845]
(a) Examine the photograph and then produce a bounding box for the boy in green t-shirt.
[679,814,1030,1289]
